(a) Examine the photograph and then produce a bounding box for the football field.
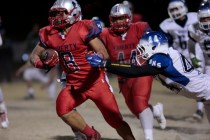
[0,75,209,140]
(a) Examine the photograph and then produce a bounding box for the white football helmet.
[109,3,132,33]
[136,31,169,65]
[48,0,81,29]
[167,0,188,20]
[198,1,210,30]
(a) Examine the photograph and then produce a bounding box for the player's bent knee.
[56,101,74,117]
[56,107,75,117]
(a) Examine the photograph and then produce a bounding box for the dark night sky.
[0,0,201,41]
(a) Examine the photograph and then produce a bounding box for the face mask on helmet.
[109,3,132,34]
[48,0,81,29]
[167,0,188,20]
[136,31,169,65]
[198,2,210,30]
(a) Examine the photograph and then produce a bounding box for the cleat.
[74,131,87,140]
[86,127,101,140]
[24,94,35,100]
[0,102,9,129]
[154,103,166,129]
[1,114,9,129]
[193,110,204,121]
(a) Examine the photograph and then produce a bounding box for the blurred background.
[0,0,202,82]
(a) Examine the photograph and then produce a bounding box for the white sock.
[0,102,7,113]
[0,88,4,102]
[47,82,57,100]
[197,102,204,111]
[139,107,154,140]
[153,104,160,117]
[28,87,34,96]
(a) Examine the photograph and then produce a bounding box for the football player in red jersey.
[30,0,135,139]
[99,4,166,140]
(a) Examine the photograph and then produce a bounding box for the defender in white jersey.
[159,0,198,60]
[86,31,210,124]
[188,2,210,74]
[188,1,210,120]
[16,61,58,101]
[159,0,204,120]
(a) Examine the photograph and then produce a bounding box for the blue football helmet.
[167,0,188,20]
[198,1,210,30]
[136,31,169,65]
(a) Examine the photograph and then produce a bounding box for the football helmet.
[136,31,169,65]
[198,1,210,30]
[167,0,188,20]
[48,0,81,29]
[109,3,132,33]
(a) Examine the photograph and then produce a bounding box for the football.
[40,48,58,61]
[40,48,59,64]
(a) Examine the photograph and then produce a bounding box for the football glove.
[191,57,201,68]
[86,52,106,67]
[41,52,59,68]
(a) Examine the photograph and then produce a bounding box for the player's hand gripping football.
[40,48,59,69]
[86,51,106,67]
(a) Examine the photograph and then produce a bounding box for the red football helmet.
[48,0,82,29]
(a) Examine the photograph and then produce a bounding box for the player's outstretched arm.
[86,52,162,77]
[88,37,109,59]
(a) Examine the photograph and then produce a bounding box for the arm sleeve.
[188,30,197,58]
[105,59,162,77]
[85,20,101,43]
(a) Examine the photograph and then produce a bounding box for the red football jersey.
[39,20,103,87]
[100,22,153,114]
[132,13,143,23]
[100,22,151,65]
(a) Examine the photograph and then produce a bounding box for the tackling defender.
[86,31,210,124]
